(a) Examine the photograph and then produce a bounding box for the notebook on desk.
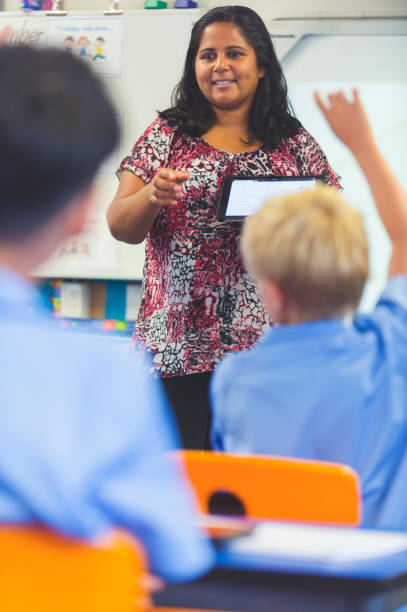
[227,521,407,564]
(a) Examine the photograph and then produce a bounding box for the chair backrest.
[178,451,361,526]
[0,525,146,612]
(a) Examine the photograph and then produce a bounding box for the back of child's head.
[241,185,369,320]
[0,44,118,240]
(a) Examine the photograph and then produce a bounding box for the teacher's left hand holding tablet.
[148,168,190,209]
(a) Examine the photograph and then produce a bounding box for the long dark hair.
[160,5,302,150]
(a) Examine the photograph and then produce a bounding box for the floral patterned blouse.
[118,118,340,377]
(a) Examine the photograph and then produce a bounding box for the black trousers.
[162,372,212,450]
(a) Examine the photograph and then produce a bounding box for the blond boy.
[211,90,407,530]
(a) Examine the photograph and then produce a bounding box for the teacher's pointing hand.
[149,168,190,209]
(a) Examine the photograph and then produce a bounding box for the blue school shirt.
[0,267,213,582]
[211,275,407,531]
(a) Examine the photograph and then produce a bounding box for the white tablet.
[216,175,321,221]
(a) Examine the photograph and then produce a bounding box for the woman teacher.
[107,5,340,449]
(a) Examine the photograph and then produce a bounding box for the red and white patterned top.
[118,117,340,377]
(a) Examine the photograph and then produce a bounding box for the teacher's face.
[195,22,265,113]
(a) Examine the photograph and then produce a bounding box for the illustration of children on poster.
[47,18,123,75]
[63,35,75,53]
[93,36,106,60]
[77,35,92,59]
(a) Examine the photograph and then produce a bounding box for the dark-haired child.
[0,44,212,582]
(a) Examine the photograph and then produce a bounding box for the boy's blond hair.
[241,185,369,320]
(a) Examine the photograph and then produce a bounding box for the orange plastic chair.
[178,450,361,526]
[0,525,147,612]
[154,452,361,612]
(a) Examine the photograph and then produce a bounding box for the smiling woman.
[106,5,341,450]
[195,22,265,124]
[194,21,266,154]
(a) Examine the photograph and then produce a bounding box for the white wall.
[280,33,407,310]
[1,0,407,17]
[1,0,406,308]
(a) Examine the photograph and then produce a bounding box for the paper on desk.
[228,522,407,563]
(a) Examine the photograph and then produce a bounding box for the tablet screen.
[217,176,319,221]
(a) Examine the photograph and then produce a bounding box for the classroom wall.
[1,0,407,18]
[1,0,405,315]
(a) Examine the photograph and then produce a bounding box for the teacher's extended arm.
[107,168,189,244]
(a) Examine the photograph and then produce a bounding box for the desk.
[154,521,407,612]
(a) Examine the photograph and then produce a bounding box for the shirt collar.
[262,317,347,345]
[0,266,43,313]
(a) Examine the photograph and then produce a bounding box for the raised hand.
[315,88,407,277]
[314,89,375,155]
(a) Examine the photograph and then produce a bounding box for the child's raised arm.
[315,89,407,278]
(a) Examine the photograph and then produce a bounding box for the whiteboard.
[0,9,201,279]
[1,11,406,295]
[282,34,407,311]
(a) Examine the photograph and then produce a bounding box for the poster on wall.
[46,17,125,76]
[35,206,121,278]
